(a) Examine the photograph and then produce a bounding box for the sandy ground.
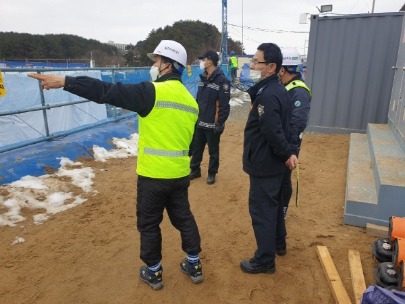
[0,103,379,304]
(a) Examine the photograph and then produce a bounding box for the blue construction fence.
[0,65,233,153]
[0,61,89,68]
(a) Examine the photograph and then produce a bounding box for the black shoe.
[180,259,204,283]
[189,168,201,180]
[276,243,287,256]
[139,266,164,290]
[240,259,275,274]
[206,173,216,185]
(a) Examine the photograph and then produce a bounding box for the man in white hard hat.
[28,40,203,290]
[279,48,312,222]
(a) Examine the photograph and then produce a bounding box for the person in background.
[229,51,238,84]
[240,42,297,275]
[189,50,230,185]
[28,40,203,290]
[279,48,312,219]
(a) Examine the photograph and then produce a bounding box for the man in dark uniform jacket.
[189,51,230,185]
[240,43,297,274]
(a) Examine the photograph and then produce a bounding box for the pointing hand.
[28,73,66,90]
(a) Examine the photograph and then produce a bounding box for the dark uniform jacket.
[243,74,292,177]
[287,74,312,156]
[64,73,182,117]
[196,67,230,129]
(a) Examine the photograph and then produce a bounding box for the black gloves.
[214,123,225,135]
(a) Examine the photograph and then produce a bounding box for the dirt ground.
[0,109,379,303]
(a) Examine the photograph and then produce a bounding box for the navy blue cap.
[198,50,219,65]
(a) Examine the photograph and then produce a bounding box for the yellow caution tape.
[0,70,6,97]
[295,165,299,207]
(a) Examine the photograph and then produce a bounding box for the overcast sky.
[2,0,404,55]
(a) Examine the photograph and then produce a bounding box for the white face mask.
[150,66,160,81]
[250,70,263,83]
[250,64,272,83]
[199,60,206,71]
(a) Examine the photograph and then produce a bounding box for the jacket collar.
[247,73,278,101]
[199,67,223,82]
[155,72,182,83]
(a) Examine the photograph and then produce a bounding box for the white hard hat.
[147,40,187,67]
[281,48,301,66]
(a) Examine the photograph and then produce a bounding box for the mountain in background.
[0,32,123,67]
[1,20,244,67]
[124,20,244,66]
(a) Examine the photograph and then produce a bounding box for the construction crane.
[221,0,228,64]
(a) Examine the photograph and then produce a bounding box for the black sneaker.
[206,173,216,185]
[180,259,204,283]
[189,168,201,180]
[276,243,287,256]
[240,258,275,274]
[139,266,164,290]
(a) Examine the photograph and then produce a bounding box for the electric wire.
[229,23,309,34]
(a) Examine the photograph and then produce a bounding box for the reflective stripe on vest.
[285,80,312,97]
[136,80,198,179]
[155,101,198,115]
[144,148,189,157]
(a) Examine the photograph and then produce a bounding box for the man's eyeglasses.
[250,60,268,66]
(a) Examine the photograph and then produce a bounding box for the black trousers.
[281,150,300,209]
[249,173,286,264]
[190,127,221,174]
[136,175,201,266]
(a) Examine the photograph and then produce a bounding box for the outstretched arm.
[27,73,156,117]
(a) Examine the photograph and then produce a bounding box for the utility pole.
[242,0,244,54]
[371,0,375,13]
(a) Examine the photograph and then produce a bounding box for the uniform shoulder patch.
[294,101,301,107]
[257,104,265,116]
[223,83,229,91]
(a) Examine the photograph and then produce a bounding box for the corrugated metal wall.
[305,12,404,134]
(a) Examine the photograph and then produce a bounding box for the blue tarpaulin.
[361,285,405,304]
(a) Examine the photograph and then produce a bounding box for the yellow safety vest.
[137,80,199,179]
[230,56,238,69]
[285,80,312,97]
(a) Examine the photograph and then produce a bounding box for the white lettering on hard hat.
[165,47,179,54]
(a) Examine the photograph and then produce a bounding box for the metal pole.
[242,0,244,54]
[36,70,50,137]
[111,69,118,119]
[371,0,375,13]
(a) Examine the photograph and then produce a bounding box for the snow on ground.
[93,133,139,162]
[0,134,140,231]
[230,88,250,107]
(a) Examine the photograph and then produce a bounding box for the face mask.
[250,64,272,83]
[150,66,160,81]
[199,61,206,71]
[250,70,263,83]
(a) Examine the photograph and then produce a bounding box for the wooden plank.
[348,250,366,304]
[366,223,388,238]
[317,246,352,304]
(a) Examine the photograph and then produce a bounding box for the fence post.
[111,68,117,120]
[37,70,50,137]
